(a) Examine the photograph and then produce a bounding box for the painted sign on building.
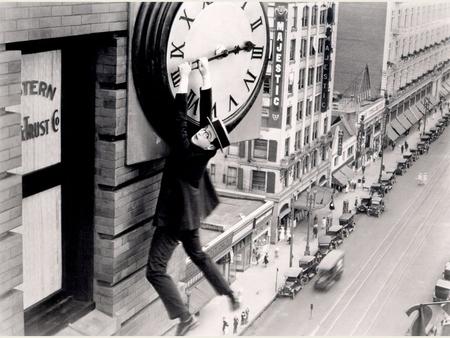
[20,51,61,174]
[321,27,332,112]
[268,3,287,128]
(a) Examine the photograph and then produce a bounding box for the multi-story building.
[334,1,450,147]
[209,2,338,242]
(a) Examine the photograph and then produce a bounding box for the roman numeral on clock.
[170,42,185,58]
[170,69,180,87]
[179,9,195,29]
[187,89,200,115]
[202,2,213,9]
[241,2,247,10]
[251,46,264,59]
[211,102,217,118]
[243,70,257,91]
[228,95,238,112]
[250,17,263,31]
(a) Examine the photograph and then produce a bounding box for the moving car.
[314,249,344,290]
[433,279,450,302]
[277,267,306,299]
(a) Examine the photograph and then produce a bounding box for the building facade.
[334,1,450,148]
[209,2,338,242]
[0,2,276,336]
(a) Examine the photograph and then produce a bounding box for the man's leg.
[179,229,236,300]
[146,227,188,320]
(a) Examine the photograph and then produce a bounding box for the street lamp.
[422,98,429,135]
[275,267,279,293]
[304,189,317,256]
[378,94,390,183]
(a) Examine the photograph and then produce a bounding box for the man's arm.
[173,63,193,153]
[198,58,212,127]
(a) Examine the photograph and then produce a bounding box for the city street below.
[245,115,450,336]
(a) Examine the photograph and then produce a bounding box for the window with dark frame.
[297,100,303,120]
[302,6,309,27]
[253,139,268,159]
[227,167,237,186]
[251,170,266,191]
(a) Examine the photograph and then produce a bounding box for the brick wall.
[0,47,23,335]
[93,35,181,333]
[0,2,128,44]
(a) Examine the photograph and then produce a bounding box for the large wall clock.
[132,2,270,143]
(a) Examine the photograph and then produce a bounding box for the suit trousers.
[146,226,233,319]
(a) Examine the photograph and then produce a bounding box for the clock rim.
[132,2,270,141]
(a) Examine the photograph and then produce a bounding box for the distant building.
[209,2,338,243]
[334,1,450,148]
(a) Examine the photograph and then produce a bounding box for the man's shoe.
[175,315,198,336]
[228,291,242,311]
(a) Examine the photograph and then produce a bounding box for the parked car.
[338,213,355,236]
[326,225,344,247]
[298,255,319,281]
[380,173,395,191]
[367,195,385,217]
[314,249,344,291]
[443,262,450,281]
[277,267,306,299]
[433,279,450,302]
[318,235,334,257]
[357,193,372,213]
[370,183,386,197]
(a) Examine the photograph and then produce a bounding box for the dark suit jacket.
[153,89,219,231]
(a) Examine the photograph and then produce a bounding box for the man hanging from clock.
[146,58,241,336]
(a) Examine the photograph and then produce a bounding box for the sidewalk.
[173,110,444,337]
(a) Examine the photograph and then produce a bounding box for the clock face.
[132,2,269,142]
[164,2,269,127]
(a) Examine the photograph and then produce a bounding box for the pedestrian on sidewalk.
[391,141,395,151]
[263,252,269,267]
[274,247,279,258]
[405,140,409,151]
[233,316,239,334]
[245,308,250,324]
[313,223,318,238]
[222,317,229,335]
[321,217,326,231]
[401,144,404,154]
[145,59,240,337]
[362,165,366,175]
[241,311,246,326]
[354,197,358,212]
[255,251,261,265]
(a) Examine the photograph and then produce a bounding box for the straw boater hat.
[206,117,231,151]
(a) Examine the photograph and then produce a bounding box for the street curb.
[238,294,278,336]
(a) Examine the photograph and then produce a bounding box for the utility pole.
[304,189,317,256]
[289,196,295,267]
[378,94,389,183]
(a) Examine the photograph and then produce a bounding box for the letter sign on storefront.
[15,51,61,174]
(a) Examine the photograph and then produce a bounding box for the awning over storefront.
[390,118,407,135]
[409,105,423,120]
[426,96,439,107]
[386,125,400,142]
[294,186,334,211]
[339,165,354,180]
[396,114,413,130]
[332,170,348,187]
[404,109,419,124]
[279,206,291,220]
[415,101,426,114]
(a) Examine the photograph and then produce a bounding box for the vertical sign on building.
[268,3,288,128]
[321,9,333,112]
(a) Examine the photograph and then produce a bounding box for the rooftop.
[201,196,265,232]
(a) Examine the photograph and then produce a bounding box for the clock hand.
[190,41,255,70]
